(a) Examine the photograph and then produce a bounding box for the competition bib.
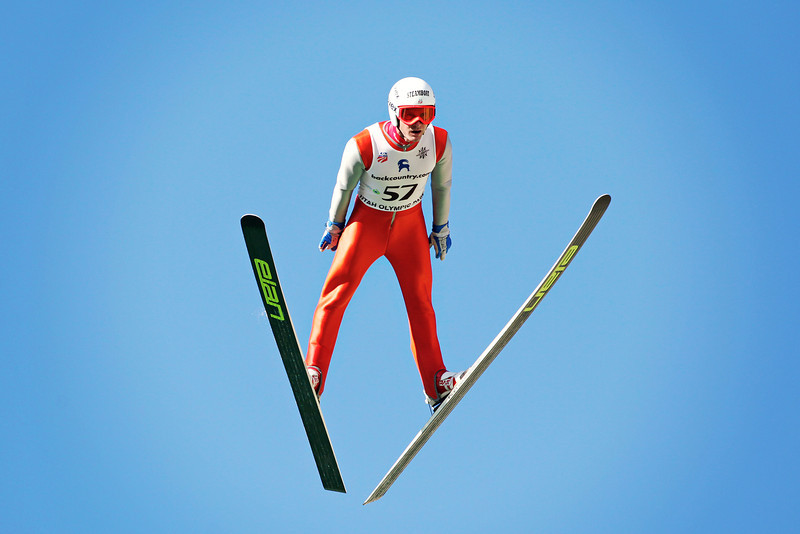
[357,123,438,212]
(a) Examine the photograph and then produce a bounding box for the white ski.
[364,194,611,504]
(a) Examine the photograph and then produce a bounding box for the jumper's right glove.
[429,221,451,261]
[319,220,345,251]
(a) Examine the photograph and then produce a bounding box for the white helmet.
[388,77,436,127]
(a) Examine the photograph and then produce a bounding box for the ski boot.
[425,369,467,413]
[307,366,322,398]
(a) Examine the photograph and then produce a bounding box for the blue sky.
[2,1,798,532]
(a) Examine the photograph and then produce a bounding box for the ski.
[364,194,611,504]
[241,214,346,493]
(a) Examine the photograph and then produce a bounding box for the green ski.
[241,214,345,493]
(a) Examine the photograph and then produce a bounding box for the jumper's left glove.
[429,222,451,261]
[319,220,345,251]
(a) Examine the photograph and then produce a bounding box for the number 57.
[381,184,418,202]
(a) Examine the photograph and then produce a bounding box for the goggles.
[398,105,436,125]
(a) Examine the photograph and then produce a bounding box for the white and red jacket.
[328,121,452,226]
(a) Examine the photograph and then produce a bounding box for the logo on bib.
[377,152,388,163]
[398,159,410,172]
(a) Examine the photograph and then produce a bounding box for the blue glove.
[429,221,451,261]
[319,220,345,251]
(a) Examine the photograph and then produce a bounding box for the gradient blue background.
[2,1,798,532]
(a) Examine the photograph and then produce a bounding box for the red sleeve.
[433,126,448,162]
[353,129,373,171]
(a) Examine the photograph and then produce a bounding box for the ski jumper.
[307,121,452,400]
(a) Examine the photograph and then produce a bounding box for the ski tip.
[596,193,611,206]
[241,214,265,229]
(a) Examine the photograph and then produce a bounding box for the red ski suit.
[307,121,452,400]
